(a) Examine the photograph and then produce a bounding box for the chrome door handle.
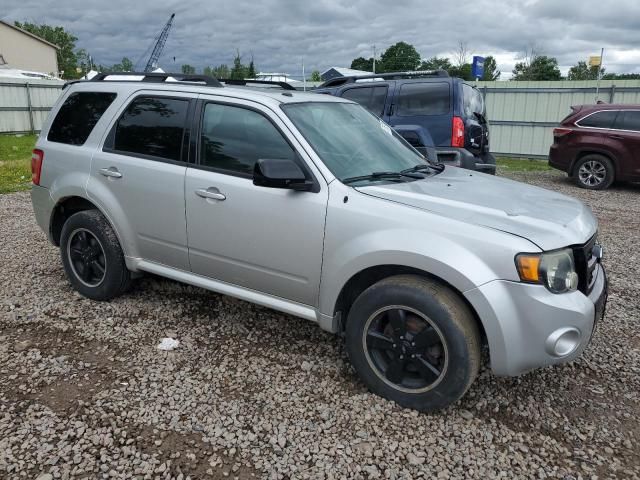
[195,188,226,201]
[99,167,122,179]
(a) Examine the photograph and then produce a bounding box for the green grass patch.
[496,157,552,172]
[0,134,37,193]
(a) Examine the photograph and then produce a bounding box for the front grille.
[573,235,598,295]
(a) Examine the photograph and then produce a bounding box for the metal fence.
[2,77,640,159]
[477,79,640,158]
[0,77,64,134]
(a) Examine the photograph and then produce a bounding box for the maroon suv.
[549,104,640,189]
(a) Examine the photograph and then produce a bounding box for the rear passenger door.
[88,92,193,270]
[339,84,391,118]
[609,110,640,179]
[387,81,452,147]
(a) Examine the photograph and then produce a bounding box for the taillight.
[31,149,44,185]
[451,116,465,148]
[553,128,573,138]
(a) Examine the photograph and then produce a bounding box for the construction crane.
[142,13,175,72]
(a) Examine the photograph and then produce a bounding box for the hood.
[355,167,597,251]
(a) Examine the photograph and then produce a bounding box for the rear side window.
[341,86,388,116]
[462,84,485,117]
[613,111,640,132]
[396,82,450,116]
[200,103,295,176]
[111,96,189,161]
[48,92,117,145]
[577,110,617,129]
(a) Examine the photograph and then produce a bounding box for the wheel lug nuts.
[399,336,404,340]
[411,354,415,358]
[392,344,397,348]
[399,355,404,359]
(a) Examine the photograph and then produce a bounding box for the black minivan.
[315,71,496,173]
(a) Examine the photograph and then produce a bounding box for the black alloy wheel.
[364,306,447,393]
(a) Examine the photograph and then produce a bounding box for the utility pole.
[373,45,376,73]
[302,57,306,91]
[595,47,605,102]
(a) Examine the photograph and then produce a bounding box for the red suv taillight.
[553,127,573,138]
[31,149,44,185]
[451,116,465,148]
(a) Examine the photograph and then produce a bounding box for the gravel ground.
[0,171,638,480]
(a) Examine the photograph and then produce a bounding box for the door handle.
[195,188,226,201]
[609,134,624,140]
[99,167,122,179]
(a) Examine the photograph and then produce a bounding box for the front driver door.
[184,97,328,307]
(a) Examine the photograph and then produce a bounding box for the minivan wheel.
[345,275,481,412]
[573,154,614,190]
[60,210,131,300]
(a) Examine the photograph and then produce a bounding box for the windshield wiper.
[342,171,422,185]
[401,163,445,174]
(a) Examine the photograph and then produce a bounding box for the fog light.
[545,327,581,357]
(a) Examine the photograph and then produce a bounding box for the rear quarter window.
[577,110,618,129]
[47,92,117,145]
[396,82,450,116]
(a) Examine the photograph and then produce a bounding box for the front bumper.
[464,263,607,376]
[31,184,55,243]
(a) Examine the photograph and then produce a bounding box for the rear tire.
[573,154,614,190]
[60,210,131,301]
[345,275,481,412]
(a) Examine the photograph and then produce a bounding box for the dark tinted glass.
[48,92,117,145]
[615,111,640,132]
[341,86,387,116]
[200,103,295,175]
[113,97,188,161]
[578,110,617,129]
[397,82,450,116]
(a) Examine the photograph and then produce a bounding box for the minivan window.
[341,86,388,116]
[577,110,617,129]
[200,103,295,175]
[613,111,640,132]
[396,82,450,116]
[48,92,117,145]
[112,96,188,161]
[462,84,485,117]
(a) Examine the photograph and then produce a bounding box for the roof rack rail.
[218,78,296,91]
[87,71,223,87]
[319,69,449,88]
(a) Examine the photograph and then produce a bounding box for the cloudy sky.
[3,0,640,78]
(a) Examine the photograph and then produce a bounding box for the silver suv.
[31,73,608,411]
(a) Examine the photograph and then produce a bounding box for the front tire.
[573,154,614,190]
[345,275,481,412]
[60,210,131,301]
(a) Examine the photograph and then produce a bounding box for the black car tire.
[573,154,615,190]
[60,209,131,301]
[345,275,481,412]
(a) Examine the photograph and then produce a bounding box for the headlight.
[515,249,579,294]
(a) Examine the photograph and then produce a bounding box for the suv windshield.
[282,102,431,183]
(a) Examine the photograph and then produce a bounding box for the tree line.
[352,41,640,81]
[12,22,640,82]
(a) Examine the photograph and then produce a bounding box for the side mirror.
[253,158,313,191]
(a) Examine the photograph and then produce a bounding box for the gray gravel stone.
[0,173,639,479]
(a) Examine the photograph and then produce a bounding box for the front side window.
[200,103,295,175]
[48,92,117,145]
[396,82,450,116]
[341,86,388,116]
[577,110,618,129]
[112,96,188,161]
[283,102,425,182]
[614,111,640,132]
